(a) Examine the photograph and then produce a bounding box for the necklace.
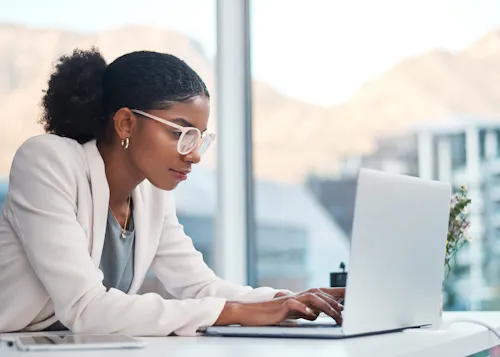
[109,195,132,238]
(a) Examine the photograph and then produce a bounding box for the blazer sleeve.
[149,192,293,302]
[5,137,226,336]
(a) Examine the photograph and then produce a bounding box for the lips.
[170,169,190,182]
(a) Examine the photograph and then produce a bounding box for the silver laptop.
[203,168,452,339]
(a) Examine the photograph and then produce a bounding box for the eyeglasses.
[131,109,216,156]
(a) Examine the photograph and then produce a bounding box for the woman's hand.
[275,287,345,300]
[214,288,344,327]
[275,288,345,318]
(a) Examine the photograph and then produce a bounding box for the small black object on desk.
[330,262,347,288]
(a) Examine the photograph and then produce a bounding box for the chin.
[149,179,179,191]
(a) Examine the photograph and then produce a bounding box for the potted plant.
[441,185,472,313]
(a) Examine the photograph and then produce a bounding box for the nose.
[183,146,201,164]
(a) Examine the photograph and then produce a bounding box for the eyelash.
[171,131,182,139]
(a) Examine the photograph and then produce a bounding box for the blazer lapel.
[82,140,109,267]
[128,187,149,293]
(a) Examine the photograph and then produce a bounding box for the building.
[0,181,7,208]
[308,134,420,238]
[307,177,357,238]
[413,117,500,310]
[338,134,419,177]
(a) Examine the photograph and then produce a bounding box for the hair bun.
[40,47,107,144]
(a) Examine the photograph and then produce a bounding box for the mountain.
[252,29,500,181]
[323,32,500,157]
[463,30,500,60]
[2,25,500,182]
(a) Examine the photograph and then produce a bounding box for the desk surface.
[2,312,500,357]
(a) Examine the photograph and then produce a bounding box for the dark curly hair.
[40,47,210,144]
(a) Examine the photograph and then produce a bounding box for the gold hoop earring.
[121,138,130,149]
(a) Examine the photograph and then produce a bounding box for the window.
[250,0,500,308]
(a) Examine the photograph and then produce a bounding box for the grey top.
[99,209,136,293]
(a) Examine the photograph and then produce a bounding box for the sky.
[2,0,500,106]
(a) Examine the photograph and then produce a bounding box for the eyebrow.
[171,118,195,128]
[171,118,207,133]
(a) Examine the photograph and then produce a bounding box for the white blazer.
[0,134,287,336]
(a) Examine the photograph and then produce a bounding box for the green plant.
[444,185,472,276]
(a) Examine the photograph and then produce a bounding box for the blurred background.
[1,0,500,312]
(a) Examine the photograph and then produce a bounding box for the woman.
[0,48,344,336]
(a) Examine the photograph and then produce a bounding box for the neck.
[97,140,144,207]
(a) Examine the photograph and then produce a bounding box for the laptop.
[203,168,452,339]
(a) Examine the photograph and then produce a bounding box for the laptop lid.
[341,168,451,335]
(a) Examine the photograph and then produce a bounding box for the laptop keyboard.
[277,321,340,328]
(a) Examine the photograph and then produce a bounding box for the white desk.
[2,312,500,357]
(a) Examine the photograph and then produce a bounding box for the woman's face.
[125,95,211,191]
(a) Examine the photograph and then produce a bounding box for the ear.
[113,108,138,140]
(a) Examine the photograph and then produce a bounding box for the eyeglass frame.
[130,109,216,155]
